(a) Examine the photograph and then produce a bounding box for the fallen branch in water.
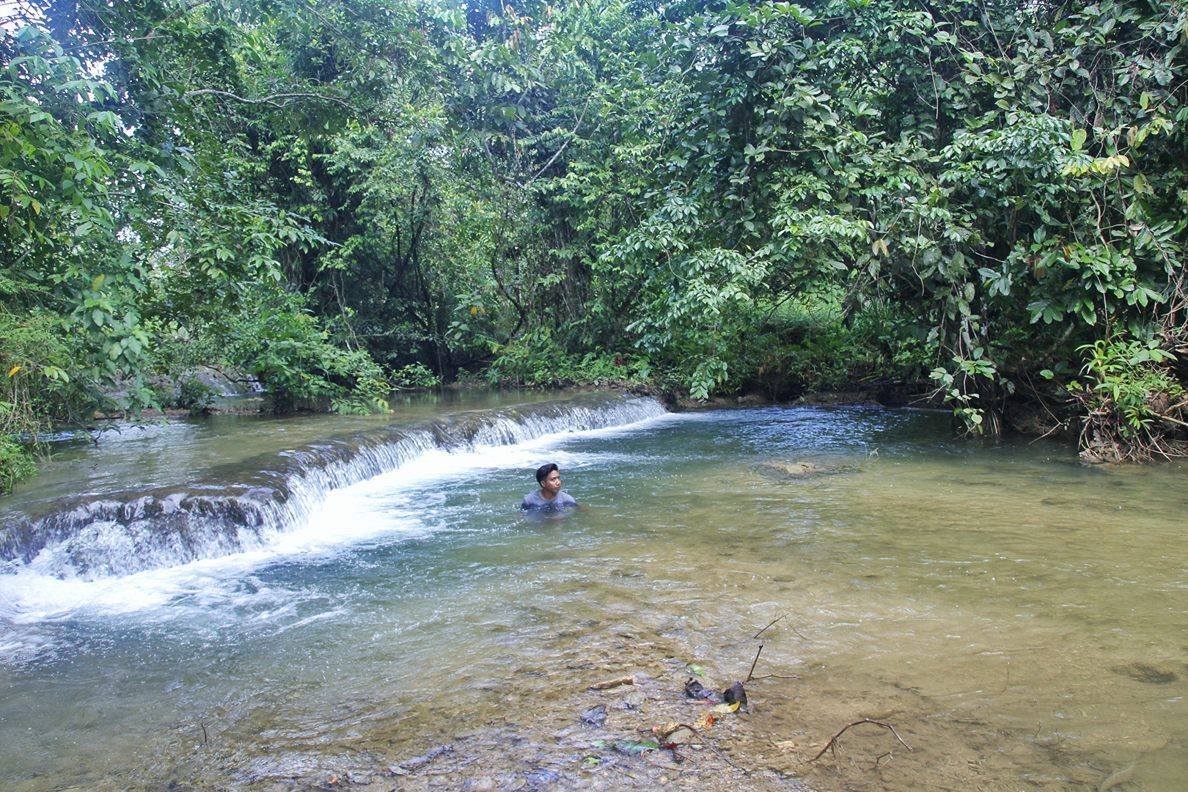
[1098,762,1136,792]
[810,718,912,762]
[753,613,788,639]
[745,612,794,683]
[747,672,800,681]
[745,643,764,683]
[588,675,635,691]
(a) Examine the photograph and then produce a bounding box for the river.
[0,391,1184,790]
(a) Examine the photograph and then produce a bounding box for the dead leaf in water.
[696,711,716,730]
[711,701,741,714]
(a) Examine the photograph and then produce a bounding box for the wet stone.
[621,691,646,710]
[390,743,454,774]
[524,767,560,786]
[644,750,681,770]
[579,704,607,728]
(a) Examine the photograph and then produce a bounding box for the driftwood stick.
[748,673,800,681]
[753,613,788,639]
[810,719,912,762]
[745,643,764,682]
[588,675,634,691]
[1158,413,1188,428]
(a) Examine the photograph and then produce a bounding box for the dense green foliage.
[1,0,1185,487]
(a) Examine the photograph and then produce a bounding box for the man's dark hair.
[535,463,559,485]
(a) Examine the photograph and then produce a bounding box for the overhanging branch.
[183,89,353,110]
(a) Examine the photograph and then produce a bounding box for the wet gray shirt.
[521,490,577,510]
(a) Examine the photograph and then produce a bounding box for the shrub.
[487,328,650,387]
[391,362,441,390]
[0,309,98,489]
[175,376,217,416]
[222,292,390,415]
[0,435,35,494]
[1068,335,1185,462]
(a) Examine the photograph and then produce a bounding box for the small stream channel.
[0,391,1184,790]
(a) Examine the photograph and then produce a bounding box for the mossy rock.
[757,460,855,481]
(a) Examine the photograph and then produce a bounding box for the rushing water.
[0,393,1184,791]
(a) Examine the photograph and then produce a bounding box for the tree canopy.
[2,0,1185,486]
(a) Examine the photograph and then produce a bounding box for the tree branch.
[183,89,352,109]
[521,93,595,188]
[810,719,912,763]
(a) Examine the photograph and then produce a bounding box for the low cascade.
[0,393,665,580]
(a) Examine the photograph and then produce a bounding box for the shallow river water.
[0,394,1184,790]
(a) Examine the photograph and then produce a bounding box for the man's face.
[542,469,562,495]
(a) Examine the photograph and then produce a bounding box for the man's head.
[535,463,562,495]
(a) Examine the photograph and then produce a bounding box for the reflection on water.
[0,404,1185,790]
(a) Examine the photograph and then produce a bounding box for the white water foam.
[0,407,685,640]
[4,396,672,582]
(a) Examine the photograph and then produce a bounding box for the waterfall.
[0,393,665,581]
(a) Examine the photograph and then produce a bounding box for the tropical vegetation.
[2,0,1185,488]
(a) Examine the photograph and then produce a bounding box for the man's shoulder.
[521,490,577,510]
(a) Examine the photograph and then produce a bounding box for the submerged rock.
[1110,662,1178,684]
[389,743,454,775]
[580,704,607,728]
[757,460,856,481]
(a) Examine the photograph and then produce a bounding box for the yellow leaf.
[711,701,740,714]
[6,365,20,377]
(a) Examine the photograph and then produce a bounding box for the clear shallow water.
[0,402,1185,790]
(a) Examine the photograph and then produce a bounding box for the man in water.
[521,463,577,510]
